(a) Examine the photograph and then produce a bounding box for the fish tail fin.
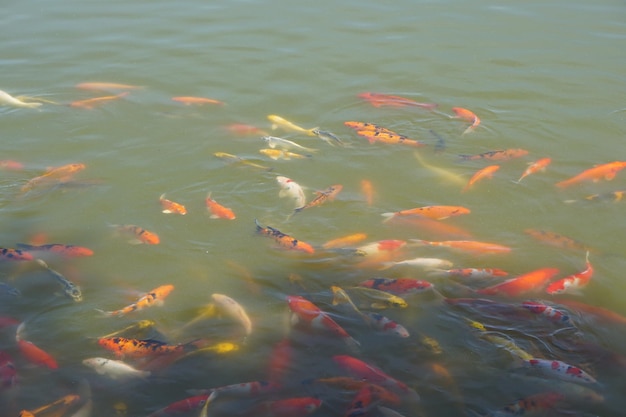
[15,322,26,342]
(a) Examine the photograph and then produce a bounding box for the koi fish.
[358,278,434,295]
[259,148,312,160]
[97,284,174,317]
[546,252,593,295]
[322,232,368,249]
[36,259,82,302]
[255,219,315,254]
[287,295,359,351]
[465,318,533,360]
[211,293,252,336]
[267,114,317,136]
[189,380,281,399]
[459,149,528,161]
[353,239,406,257]
[521,301,570,323]
[223,123,268,136]
[345,384,379,417]
[15,323,58,369]
[388,214,473,240]
[146,394,211,417]
[82,357,150,380]
[410,239,512,254]
[0,351,17,391]
[555,161,626,188]
[262,135,318,153]
[70,92,129,109]
[582,190,626,202]
[171,96,224,105]
[451,107,480,134]
[214,152,273,171]
[382,205,471,221]
[462,165,500,192]
[311,128,346,147]
[522,358,597,384]
[358,92,437,110]
[477,267,560,297]
[276,176,306,209]
[205,193,236,220]
[0,90,42,109]
[253,397,322,417]
[344,121,381,131]
[0,248,34,261]
[313,377,401,406]
[493,391,565,416]
[0,160,24,170]
[294,184,342,213]
[21,162,86,192]
[159,194,187,215]
[355,128,427,147]
[111,224,160,244]
[381,256,453,270]
[524,229,589,251]
[516,157,552,183]
[19,394,82,417]
[413,150,466,186]
[361,179,375,205]
[75,82,141,91]
[439,268,509,279]
[267,338,293,384]
[16,243,93,258]
[344,287,408,309]
[98,320,157,339]
[97,336,192,359]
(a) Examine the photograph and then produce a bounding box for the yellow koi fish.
[267,114,317,136]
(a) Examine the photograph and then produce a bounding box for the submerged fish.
[211,293,252,336]
[36,259,82,302]
[97,284,174,317]
[262,135,318,153]
[214,152,273,171]
[254,219,315,254]
[0,90,42,109]
[17,243,93,258]
[555,161,626,188]
[294,184,342,213]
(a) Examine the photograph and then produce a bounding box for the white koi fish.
[0,90,42,109]
[211,293,252,336]
[276,176,306,209]
[82,357,150,380]
[262,136,317,153]
[381,257,453,271]
[522,358,597,384]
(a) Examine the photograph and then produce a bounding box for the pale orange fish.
[555,161,626,188]
[452,107,480,134]
[524,228,589,251]
[360,179,375,205]
[224,123,268,136]
[205,193,236,220]
[70,92,129,109]
[21,163,86,192]
[0,160,24,170]
[517,157,552,183]
[159,194,187,215]
[322,233,368,249]
[358,92,438,110]
[112,224,160,244]
[75,82,141,91]
[97,284,174,317]
[462,165,500,192]
[382,205,470,221]
[171,96,224,106]
[411,239,512,254]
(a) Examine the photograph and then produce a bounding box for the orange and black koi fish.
[546,252,593,295]
[111,224,160,245]
[358,278,434,295]
[358,92,438,110]
[356,128,427,147]
[344,121,381,131]
[294,184,342,213]
[0,248,34,261]
[516,157,552,183]
[254,219,315,254]
[477,267,560,297]
[21,163,86,192]
[382,205,470,221]
[159,194,187,215]
[451,107,480,134]
[171,96,224,106]
[459,148,528,161]
[16,243,93,257]
[556,161,626,188]
[97,336,193,359]
[97,284,174,317]
[70,92,129,109]
[524,228,589,252]
[462,165,500,192]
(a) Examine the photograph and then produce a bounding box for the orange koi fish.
[21,162,86,192]
[555,161,626,188]
[546,252,593,295]
[97,336,191,359]
[159,194,187,215]
[358,278,434,295]
[344,384,378,417]
[356,128,427,147]
[451,107,480,134]
[387,215,473,239]
[294,184,342,213]
[344,121,381,131]
[440,268,508,279]
[476,267,560,297]
[112,224,160,244]
[358,92,438,110]
[287,295,359,351]
[75,82,141,91]
[411,239,512,254]
[70,92,129,109]
[15,323,58,369]
[524,228,588,251]
[171,96,224,106]
[494,391,565,416]
[361,179,375,205]
[460,149,528,161]
[322,233,368,249]
[253,397,322,417]
[205,193,236,219]
[16,243,93,258]
[0,248,34,261]
[462,165,500,192]
[516,157,552,183]
[382,205,470,221]
[97,284,174,317]
[255,219,315,254]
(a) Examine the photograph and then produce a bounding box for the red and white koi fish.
[381,205,470,221]
[363,312,410,338]
[556,161,626,188]
[171,96,223,106]
[521,301,570,323]
[252,397,322,417]
[358,92,437,110]
[522,358,597,384]
[205,193,236,219]
[255,220,315,254]
[294,184,342,213]
[16,243,93,258]
[410,239,512,255]
[439,268,509,279]
[287,295,359,351]
[159,194,187,215]
[97,284,174,317]
[546,252,593,295]
[358,278,434,295]
[477,268,560,297]
[276,176,306,209]
[15,323,58,369]
[516,157,552,183]
[462,165,500,192]
[451,107,480,134]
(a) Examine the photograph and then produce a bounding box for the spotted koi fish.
[294,184,342,213]
[0,248,34,261]
[459,148,528,161]
[17,243,93,258]
[356,128,426,147]
[546,252,593,295]
[97,336,193,359]
[522,358,597,384]
[254,219,315,254]
[520,301,570,323]
[97,284,174,317]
